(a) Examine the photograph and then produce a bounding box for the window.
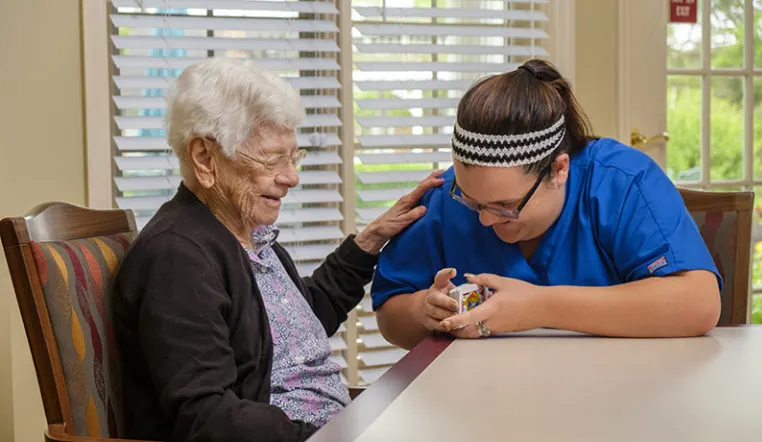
[109,0,351,378]
[110,1,346,273]
[104,0,561,385]
[666,0,762,323]
[350,0,553,383]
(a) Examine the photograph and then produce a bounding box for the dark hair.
[456,59,596,176]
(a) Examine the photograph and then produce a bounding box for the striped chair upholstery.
[29,232,135,437]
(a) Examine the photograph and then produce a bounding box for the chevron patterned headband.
[452,115,566,167]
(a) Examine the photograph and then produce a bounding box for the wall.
[0,0,87,441]
[0,0,623,440]
[574,0,621,139]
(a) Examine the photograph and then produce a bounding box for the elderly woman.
[372,59,722,349]
[113,58,443,442]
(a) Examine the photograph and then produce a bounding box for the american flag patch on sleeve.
[647,256,668,274]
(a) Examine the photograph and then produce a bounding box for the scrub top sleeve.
[370,189,445,311]
[594,160,722,290]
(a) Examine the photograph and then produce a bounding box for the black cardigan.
[113,184,377,442]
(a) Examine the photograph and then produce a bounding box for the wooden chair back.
[1,203,137,441]
[679,188,755,325]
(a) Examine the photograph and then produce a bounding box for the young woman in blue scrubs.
[371,59,722,350]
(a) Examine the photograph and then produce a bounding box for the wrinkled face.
[211,125,302,228]
[452,155,570,244]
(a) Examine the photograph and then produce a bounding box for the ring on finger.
[476,321,492,338]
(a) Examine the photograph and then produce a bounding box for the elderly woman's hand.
[354,170,445,255]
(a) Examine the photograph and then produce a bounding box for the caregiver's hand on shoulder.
[439,273,544,338]
[354,170,445,254]
[417,268,460,332]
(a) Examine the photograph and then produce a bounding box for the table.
[309,327,762,442]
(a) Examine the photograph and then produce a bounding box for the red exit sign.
[670,0,698,23]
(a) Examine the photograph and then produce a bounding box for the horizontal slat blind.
[352,0,551,383]
[108,0,556,388]
[110,0,350,376]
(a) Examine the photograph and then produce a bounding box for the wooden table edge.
[307,334,454,442]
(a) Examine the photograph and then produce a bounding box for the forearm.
[305,235,378,335]
[377,290,432,350]
[172,391,317,442]
[537,271,721,337]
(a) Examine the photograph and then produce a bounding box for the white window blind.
[351,0,552,384]
[109,0,349,362]
[107,0,556,387]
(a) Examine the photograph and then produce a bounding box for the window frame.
[665,0,762,300]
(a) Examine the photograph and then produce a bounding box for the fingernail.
[451,302,459,311]
[441,321,451,331]
[464,273,475,280]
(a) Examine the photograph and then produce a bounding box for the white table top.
[354,327,762,442]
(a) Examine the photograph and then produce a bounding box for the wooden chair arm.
[46,432,163,442]
[42,388,367,442]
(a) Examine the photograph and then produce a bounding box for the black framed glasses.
[449,167,550,219]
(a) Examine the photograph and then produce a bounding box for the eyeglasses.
[203,136,306,175]
[449,167,549,219]
[238,149,307,175]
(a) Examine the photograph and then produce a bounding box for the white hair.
[165,58,304,174]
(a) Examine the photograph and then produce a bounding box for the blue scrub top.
[370,138,722,310]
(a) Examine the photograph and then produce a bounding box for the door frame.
[550,0,576,88]
[617,0,668,168]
